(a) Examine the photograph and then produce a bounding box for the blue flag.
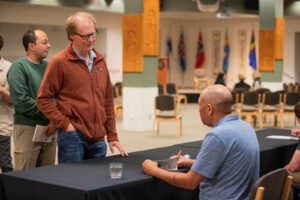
[249,31,257,70]
[178,32,186,72]
[166,37,172,68]
[222,31,230,73]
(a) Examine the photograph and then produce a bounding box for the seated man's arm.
[285,150,300,172]
[143,159,204,190]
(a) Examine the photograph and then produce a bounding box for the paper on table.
[157,158,179,170]
[32,125,53,143]
[266,135,298,141]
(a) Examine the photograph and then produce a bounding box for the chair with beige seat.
[152,95,182,137]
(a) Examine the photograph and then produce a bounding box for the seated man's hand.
[291,129,300,137]
[170,155,194,168]
[142,159,158,176]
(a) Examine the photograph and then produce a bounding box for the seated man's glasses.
[75,31,98,40]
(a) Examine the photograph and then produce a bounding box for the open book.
[32,125,53,143]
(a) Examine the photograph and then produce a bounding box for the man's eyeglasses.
[75,31,98,40]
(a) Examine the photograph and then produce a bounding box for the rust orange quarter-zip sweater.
[37,43,118,142]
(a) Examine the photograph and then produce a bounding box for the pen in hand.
[176,150,182,158]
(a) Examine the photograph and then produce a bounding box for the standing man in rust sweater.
[37,12,127,163]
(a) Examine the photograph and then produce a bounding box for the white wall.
[0,1,123,83]
[160,16,300,90]
[283,17,300,84]
[160,17,260,89]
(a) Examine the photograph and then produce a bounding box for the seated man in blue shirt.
[143,84,260,200]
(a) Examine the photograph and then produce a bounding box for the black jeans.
[0,135,13,172]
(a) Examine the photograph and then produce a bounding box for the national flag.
[195,32,205,69]
[178,32,186,72]
[222,31,230,73]
[166,37,172,68]
[249,30,257,71]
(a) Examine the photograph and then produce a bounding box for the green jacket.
[7,57,49,126]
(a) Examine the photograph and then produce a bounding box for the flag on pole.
[178,32,186,72]
[166,37,172,68]
[249,30,257,71]
[222,31,230,73]
[195,32,205,69]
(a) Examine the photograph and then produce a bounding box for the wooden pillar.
[122,0,160,131]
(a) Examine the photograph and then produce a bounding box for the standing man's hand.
[108,141,128,157]
[44,122,57,136]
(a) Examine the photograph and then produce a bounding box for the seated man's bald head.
[201,84,233,115]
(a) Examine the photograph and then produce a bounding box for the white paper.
[266,135,299,141]
[32,125,53,143]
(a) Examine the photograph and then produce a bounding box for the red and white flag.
[195,32,205,69]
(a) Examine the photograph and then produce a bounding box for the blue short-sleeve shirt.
[191,114,260,200]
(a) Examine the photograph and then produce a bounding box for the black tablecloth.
[0,128,297,200]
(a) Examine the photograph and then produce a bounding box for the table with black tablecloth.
[0,128,297,200]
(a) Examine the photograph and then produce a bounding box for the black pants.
[0,135,13,172]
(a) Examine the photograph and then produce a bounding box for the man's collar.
[214,113,239,127]
[72,44,96,61]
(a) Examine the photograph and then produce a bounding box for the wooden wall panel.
[274,18,284,60]
[142,0,159,55]
[259,30,275,71]
[123,14,143,72]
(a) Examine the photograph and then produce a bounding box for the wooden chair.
[288,83,295,93]
[152,95,182,137]
[280,92,300,128]
[295,83,300,93]
[193,76,210,90]
[249,168,292,200]
[113,84,122,118]
[261,92,282,128]
[254,88,271,95]
[166,83,188,108]
[283,83,288,92]
[240,92,263,128]
[231,87,247,114]
[158,83,165,95]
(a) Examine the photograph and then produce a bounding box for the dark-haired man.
[143,84,260,200]
[0,34,13,172]
[7,29,56,170]
[285,101,300,193]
